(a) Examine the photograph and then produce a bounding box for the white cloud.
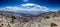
[21,3,48,11]
[0,3,49,12]
[0,6,20,12]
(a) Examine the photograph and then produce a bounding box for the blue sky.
[0,0,60,12]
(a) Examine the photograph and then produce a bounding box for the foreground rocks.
[0,10,60,27]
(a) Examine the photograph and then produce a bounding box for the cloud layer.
[0,3,49,12]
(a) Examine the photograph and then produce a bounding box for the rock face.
[0,10,60,27]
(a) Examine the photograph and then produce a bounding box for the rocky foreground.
[0,10,60,27]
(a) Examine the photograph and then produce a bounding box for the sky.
[0,0,60,12]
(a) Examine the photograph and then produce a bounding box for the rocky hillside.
[0,10,60,27]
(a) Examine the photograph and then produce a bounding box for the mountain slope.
[0,10,60,27]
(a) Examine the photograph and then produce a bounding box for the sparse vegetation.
[44,16,50,19]
[0,25,2,27]
[51,23,57,27]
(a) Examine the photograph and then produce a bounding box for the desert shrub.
[45,16,50,19]
[10,18,14,24]
[11,15,16,19]
[22,18,29,22]
[0,25,2,27]
[10,15,16,24]
[51,23,57,27]
[0,24,3,27]
[8,24,11,27]
[0,13,3,15]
